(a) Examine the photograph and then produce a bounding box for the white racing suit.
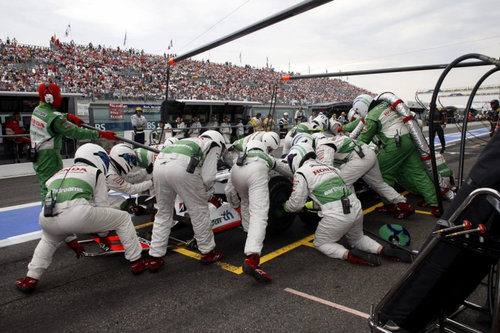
[220,122,232,144]
[225,150,275,256]
[282,122,317,155]
[228,132,293,177]
[231,132,266,152]
[284,160,380,259]
[125,168,152,184]
[189,121,202,138]
[106,164,154,209]
[273,157,294,178]
[27,163,143,279]
[316,135,406,204]
[173,122,186,139]
[225,132,266,167]
[133,147,155,195]
[125,168,155,197]
[149,138,221,257]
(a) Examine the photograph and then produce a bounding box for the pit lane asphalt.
[0,124,493,332]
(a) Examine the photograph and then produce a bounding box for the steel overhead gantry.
[169,0,333,64]
[281,61,491,81]
[160,0,334,121]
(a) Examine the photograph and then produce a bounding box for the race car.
[170,168,296,235]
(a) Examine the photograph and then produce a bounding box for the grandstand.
[0,37,371,105]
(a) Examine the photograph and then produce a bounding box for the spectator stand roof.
[0,91,84,98]
[308,101,351,108]
[86,99,261,107]
[176,99,262,106]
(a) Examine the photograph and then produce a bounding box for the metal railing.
[149,123,287,144]
[0,133,30,139]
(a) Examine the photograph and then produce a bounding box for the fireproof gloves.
[66,114,85,127]
[98,130,118,141]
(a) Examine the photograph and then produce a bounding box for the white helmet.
[245,140,267,153]
[152,137,178,155]
[294,123,312,134]
[164,137,179,146]
[110,144,138,175]
[200,130,225,150]
[312,114,329,131]
[287,143,316,173]
[351,94,373,118]
[134,148,155,167]
[311,132,326,140]
[283,112,289,117]
[262,131,280,152]
[347,108,359,122]
[74,143,110,174]
[292,133,316,149]
[328,119,342,135]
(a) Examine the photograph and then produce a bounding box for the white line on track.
[0,192,127,213]
[284,287,370,319]
[0,201,40,212]
[0,230,42,247]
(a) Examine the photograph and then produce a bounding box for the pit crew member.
[315,122,414,219]
[283,144,412,266]
[146,130,226,271]
[15,144,146,293]
[225,140,276,282]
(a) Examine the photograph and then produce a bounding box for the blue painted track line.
[0,192,129,247]
[433,127,489,146]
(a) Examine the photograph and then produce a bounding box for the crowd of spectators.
[0,36,371,104]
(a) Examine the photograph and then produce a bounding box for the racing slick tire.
[298,210,320,228]
[267,176,294,234]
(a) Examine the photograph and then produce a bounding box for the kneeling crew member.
[283,144,412,266]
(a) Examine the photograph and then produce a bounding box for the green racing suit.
[357,101,438,205]
[30,102,99,202]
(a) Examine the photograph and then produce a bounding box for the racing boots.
[243,254,272,283]
[131,258,148,275]
[380,247,413,263]
[417,200,441,217]
[98,236,112,251]
[417,200,429,207]
[145,256,165,273]
[376,202,415,219]
[66,239,85,259]
[375,203,397,213]
[430,205,441,217]
[394,202,415,219]
[347,248,381,267]
[200,250,224,265]
[15,276,38,293]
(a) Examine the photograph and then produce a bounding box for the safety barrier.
[149,123,290,145]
